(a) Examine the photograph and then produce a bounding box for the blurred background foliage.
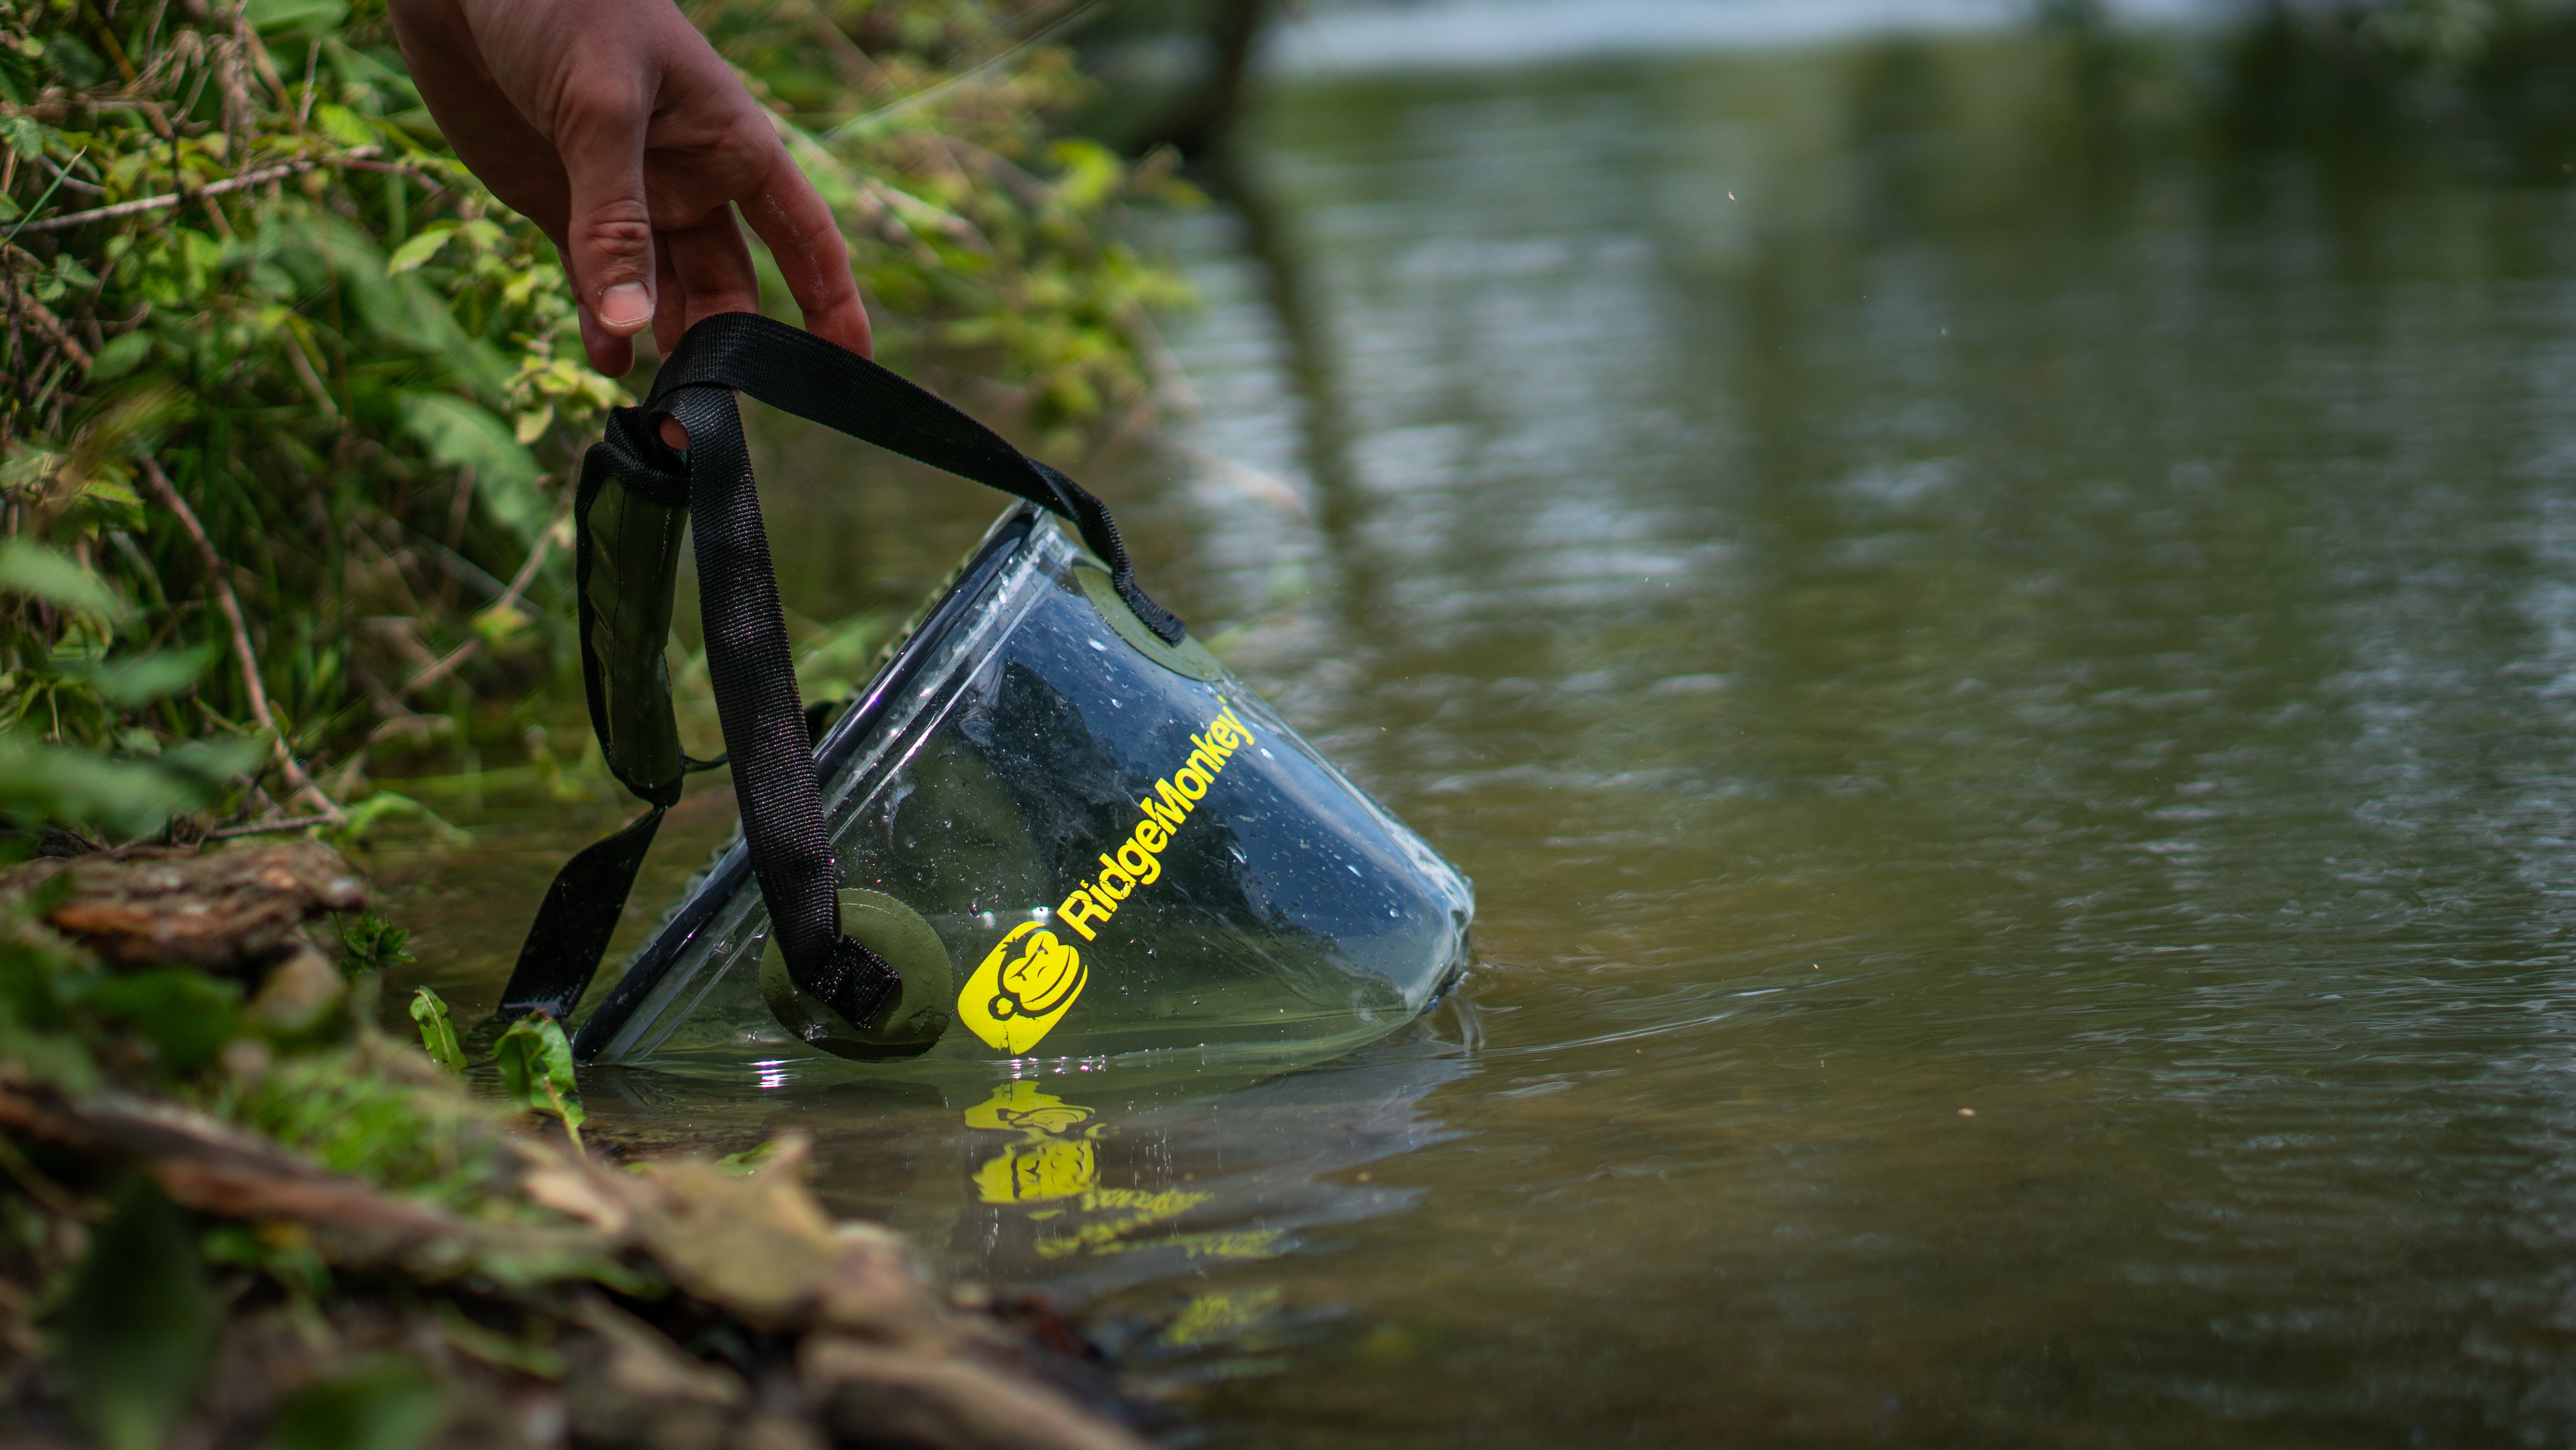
[0,0,1195,842]
[2035,0,2576,164]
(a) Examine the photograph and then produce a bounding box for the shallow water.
[377,29,2576,1448]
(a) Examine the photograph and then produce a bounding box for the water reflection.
[581,1016,1476,1306]
[1136,27,2576,1450]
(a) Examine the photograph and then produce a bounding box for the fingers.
[659,207,761,340]
[648,207,756,449]
[651,236,685,359]
[737,148,872,359]
[551,75,660,373]
[577,306,633,379]
[389,0,572,234]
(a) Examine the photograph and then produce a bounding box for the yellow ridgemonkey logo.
[957,922,1087,1054]
[966,1082,1098,1206]
[954,702,1258,1054]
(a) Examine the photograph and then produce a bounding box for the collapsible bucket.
[493,315,1473,1072]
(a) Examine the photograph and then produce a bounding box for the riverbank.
[0,841,1155,1450]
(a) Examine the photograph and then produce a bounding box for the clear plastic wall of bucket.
[572,504,1475,1073]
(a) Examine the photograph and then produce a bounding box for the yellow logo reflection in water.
[961,1083,1225,1254]
[973,1135,1098,1206]
[966,1082,1099,1206]
[962,1079,1095,1137]
[957,922,1087,1054]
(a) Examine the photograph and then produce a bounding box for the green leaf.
[397,394,548,543]
[0,539,131,624]
[243,0,348,39]
[88,330,154,383]
[88,969,243,1076]
[494,1012,583,1147]
[469,600,529,648]
[265,1356,447,1450]
[408,986,464,1073]
[384,228,452,276]
[1049,138,1126,210]
[312,105,371,151]
[323,791,462,846]
[61,644,213,708]
[1,115,47,160]
[55,1178,216,1450]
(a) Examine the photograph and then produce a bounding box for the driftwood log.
[10,841,365,974]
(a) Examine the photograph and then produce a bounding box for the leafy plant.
[0,536,261,836]
[494,1011,583,1149]
[407,983,462,1073]
[0,0,1192,840]
[228,1042,506,1209]
[337,910,413,976]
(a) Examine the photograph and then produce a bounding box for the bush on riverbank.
[0,0,1190,843]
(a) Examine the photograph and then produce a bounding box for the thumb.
[555,99,658,345]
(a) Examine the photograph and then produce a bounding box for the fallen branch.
[204,813,340,841]
[0,1078,619,1276]
[10,146,383,236]
[805,1337,1149,1450]
[14,840,364,971]
[0,1084,452,1238]
[138,458,342,823]
[31,152,105,196]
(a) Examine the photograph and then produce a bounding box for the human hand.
[389,0,872,380]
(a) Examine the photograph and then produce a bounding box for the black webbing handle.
[647,312,1184,645]
[493,313,1183,1041]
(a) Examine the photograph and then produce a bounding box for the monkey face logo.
[958,921,1088,1054]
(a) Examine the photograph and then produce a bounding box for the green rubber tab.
[582,478,689,804]
[1075,562,1225,682]
[761,888,953,1060]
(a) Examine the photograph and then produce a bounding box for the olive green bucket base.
[761,889,954,1060]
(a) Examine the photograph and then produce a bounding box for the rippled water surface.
[380,30,2576,1447]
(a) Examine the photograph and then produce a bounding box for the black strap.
[497,805,664,1021]
[490,314,1184,1036]
[647,313,1183,645]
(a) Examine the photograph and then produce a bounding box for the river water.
[378,24,2576,1449]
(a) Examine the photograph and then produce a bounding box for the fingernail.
[599,283,653,332]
